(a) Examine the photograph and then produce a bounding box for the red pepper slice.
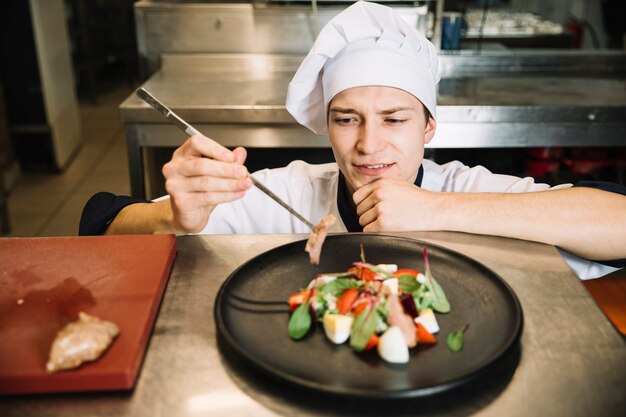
[288,289,311,312]
[337,287,359,314]
[416,322,437,345]
[364,333,379,351]
[352,300,368,317]
[393,268,420,278]
[349,266,377,281]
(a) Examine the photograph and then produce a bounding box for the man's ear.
[424,116,437,145]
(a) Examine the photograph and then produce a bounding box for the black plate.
[215,234,523,398]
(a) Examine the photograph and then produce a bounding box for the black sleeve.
[79,192,150,236]
[573,180,626,268]
[574,180,626,196]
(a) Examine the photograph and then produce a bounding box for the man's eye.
[386,118,406,124]
[335,117,355,124]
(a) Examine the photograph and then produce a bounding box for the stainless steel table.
[3,232,625,416]
[120,53,626,198]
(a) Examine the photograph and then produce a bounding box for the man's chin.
[346,171,416,192]
[346,175,381,193]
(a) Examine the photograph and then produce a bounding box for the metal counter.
[3,232,626,416]
[120,53,626,198]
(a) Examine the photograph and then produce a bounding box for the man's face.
[328,86,436,195]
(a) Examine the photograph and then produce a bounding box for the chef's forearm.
[438,187,626,261]
[104,200,181,235]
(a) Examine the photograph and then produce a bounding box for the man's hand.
[353,179,441,232]
[162,134,252,233]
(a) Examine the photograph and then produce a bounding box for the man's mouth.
[354,163,394,175]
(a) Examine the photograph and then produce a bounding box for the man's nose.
[356,121,386,154]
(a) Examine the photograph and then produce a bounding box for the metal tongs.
[136,87,315,230]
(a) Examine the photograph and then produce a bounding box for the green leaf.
[376,298,390,319]
[398,275,421,293]
[447,324,469,352]
[447,331,464,352]
[288,301,312,340]
[316,271,356,280]
[320,278,361,297]
[415,290,434,311]
[422,248,450,313]
[313,295,329,318]
[427,273,451,313]
[349,305,380,352]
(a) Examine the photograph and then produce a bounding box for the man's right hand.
[162,134,252,233]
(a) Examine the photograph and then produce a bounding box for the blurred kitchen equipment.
[0,85,13,234]
[0,0,81,171]
[441,12,465,50]
[133,1,436,79]
[523,147,563,176]
[562,148,614,176]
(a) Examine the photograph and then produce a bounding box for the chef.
[80,1,626,280]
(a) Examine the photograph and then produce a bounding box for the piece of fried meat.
[46,312,119,373]
[305,214,337,265]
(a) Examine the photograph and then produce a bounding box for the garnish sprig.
[447,324,470,352]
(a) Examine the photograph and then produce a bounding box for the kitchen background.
[0,0,624,237]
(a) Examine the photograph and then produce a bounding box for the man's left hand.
[353,178,442,232]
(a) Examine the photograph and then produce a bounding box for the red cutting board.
[583,268,626,336]
[0,234,177,395]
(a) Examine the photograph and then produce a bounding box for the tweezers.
[136,87,315,230]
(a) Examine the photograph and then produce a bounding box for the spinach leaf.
[413,285,433,311]
[320,271,357,279]
[398,275,421,294]
[288,301,312,340]
[423,248,450,313]
[426,273,451,313]
[320,278,361,296]
[349,305,380,352]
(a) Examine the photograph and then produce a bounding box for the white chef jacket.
[199,159,619,280]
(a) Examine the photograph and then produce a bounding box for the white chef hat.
[286,1,440,135]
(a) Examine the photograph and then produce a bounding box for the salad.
[287,246,452,363]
